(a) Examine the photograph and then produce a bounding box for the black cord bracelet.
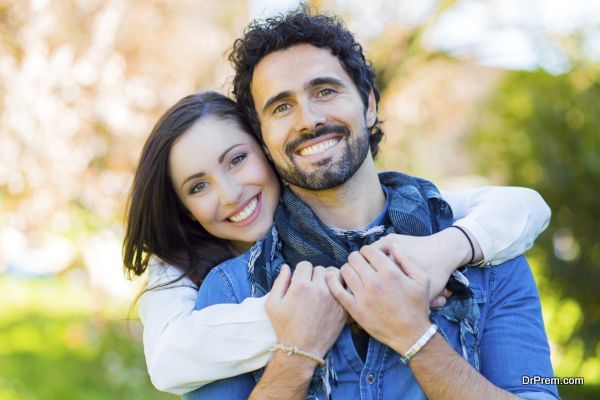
[451,225,475,265]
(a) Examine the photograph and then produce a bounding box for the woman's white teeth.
[228,196,258,223]
[298,138,339,156]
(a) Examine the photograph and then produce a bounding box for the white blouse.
[137,186,550,394]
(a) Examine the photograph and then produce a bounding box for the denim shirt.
[184,252,559,400]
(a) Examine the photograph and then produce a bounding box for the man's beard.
[275,124,370,191]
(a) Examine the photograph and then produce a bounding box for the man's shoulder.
[196,252,253,308]
[464,255,537,303]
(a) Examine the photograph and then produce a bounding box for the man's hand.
[266,262,347,359]
[326,245,432,356]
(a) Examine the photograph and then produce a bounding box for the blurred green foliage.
[0,277,174,400]
[470,65,600,397]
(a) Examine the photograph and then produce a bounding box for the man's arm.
[191,262,346,399]
[248,352,317,400]
[407,256,557,400]
[326,246,558,400]
[249,262,346,399]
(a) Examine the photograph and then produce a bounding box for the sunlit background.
[1,0,598,398]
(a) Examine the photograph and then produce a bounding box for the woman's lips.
[225,193,262,227]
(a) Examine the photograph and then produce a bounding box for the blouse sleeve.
[440,186,551,266]
[138,258,275,395]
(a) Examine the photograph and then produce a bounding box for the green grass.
[0,276,175,400]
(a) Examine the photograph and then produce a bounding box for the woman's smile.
[225,192,262,226]
[169,115,280,246]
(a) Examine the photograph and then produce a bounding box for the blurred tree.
[470,64,600,375]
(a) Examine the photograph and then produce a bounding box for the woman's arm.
[138,258,275,395]
[140,187,551,394]
[441,186,550,266]
[372,186,550,301]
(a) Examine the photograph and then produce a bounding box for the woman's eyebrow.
[218,144,244,163]
[181,171,205,189]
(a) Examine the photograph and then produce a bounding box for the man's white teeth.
[298,138,339,156]
[228,196,258,223]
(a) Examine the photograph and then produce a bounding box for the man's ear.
[365,90,377,128]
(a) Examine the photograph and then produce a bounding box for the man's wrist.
[389,318,433,356]
[399,324,438,364]
[269,350,319,381]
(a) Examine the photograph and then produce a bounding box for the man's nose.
[219,179,243,206]
[294,100,326,133]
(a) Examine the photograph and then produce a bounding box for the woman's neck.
[230,240,253,254]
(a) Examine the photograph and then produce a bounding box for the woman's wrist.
[436,226,483,268]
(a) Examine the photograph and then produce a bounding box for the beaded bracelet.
[399,324,438,365]
[269,344,325,368]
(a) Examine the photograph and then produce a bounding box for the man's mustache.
[285,125,350,157]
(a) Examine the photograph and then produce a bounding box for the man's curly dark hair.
[229,5,384,157]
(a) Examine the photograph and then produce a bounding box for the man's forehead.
[250,44,350,104]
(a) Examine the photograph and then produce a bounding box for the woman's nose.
[219,179,243,206]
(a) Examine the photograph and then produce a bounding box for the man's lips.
[294,134,343,156]
[285,125,350,158]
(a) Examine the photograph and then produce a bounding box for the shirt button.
[366,374,375,384]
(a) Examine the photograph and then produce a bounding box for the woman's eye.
[189,182,207,194]
[317,88,336,97]
[231,153,247,166]
[274,103,290,114]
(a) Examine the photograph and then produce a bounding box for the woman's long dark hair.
[123,91,252,286]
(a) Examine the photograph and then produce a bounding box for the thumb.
[270,264,291,301]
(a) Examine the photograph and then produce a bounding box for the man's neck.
[289,156,386,230]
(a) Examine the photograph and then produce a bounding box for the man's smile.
[295,134,343,157]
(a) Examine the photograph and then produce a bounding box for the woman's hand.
[369,228,481,301]
[265,262,347,359]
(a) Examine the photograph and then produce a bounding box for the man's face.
[250,44,377,190]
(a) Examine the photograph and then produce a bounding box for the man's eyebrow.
[262,91,293,114]
[261,77,346,114]
[306,77,345,89]
[180,144,243,189]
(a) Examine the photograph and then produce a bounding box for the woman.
[123,91,550,395]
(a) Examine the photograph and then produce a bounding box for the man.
[185,8,558,400]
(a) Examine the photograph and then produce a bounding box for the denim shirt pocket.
[431,286,487,371]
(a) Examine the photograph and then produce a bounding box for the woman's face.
[169,116,280,250]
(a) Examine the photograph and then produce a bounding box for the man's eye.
[231,153,247,166]
[317,88,336,97]
[274,104,290,114]
[189,182,207,194]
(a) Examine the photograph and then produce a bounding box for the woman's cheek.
[189,197,218,228]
